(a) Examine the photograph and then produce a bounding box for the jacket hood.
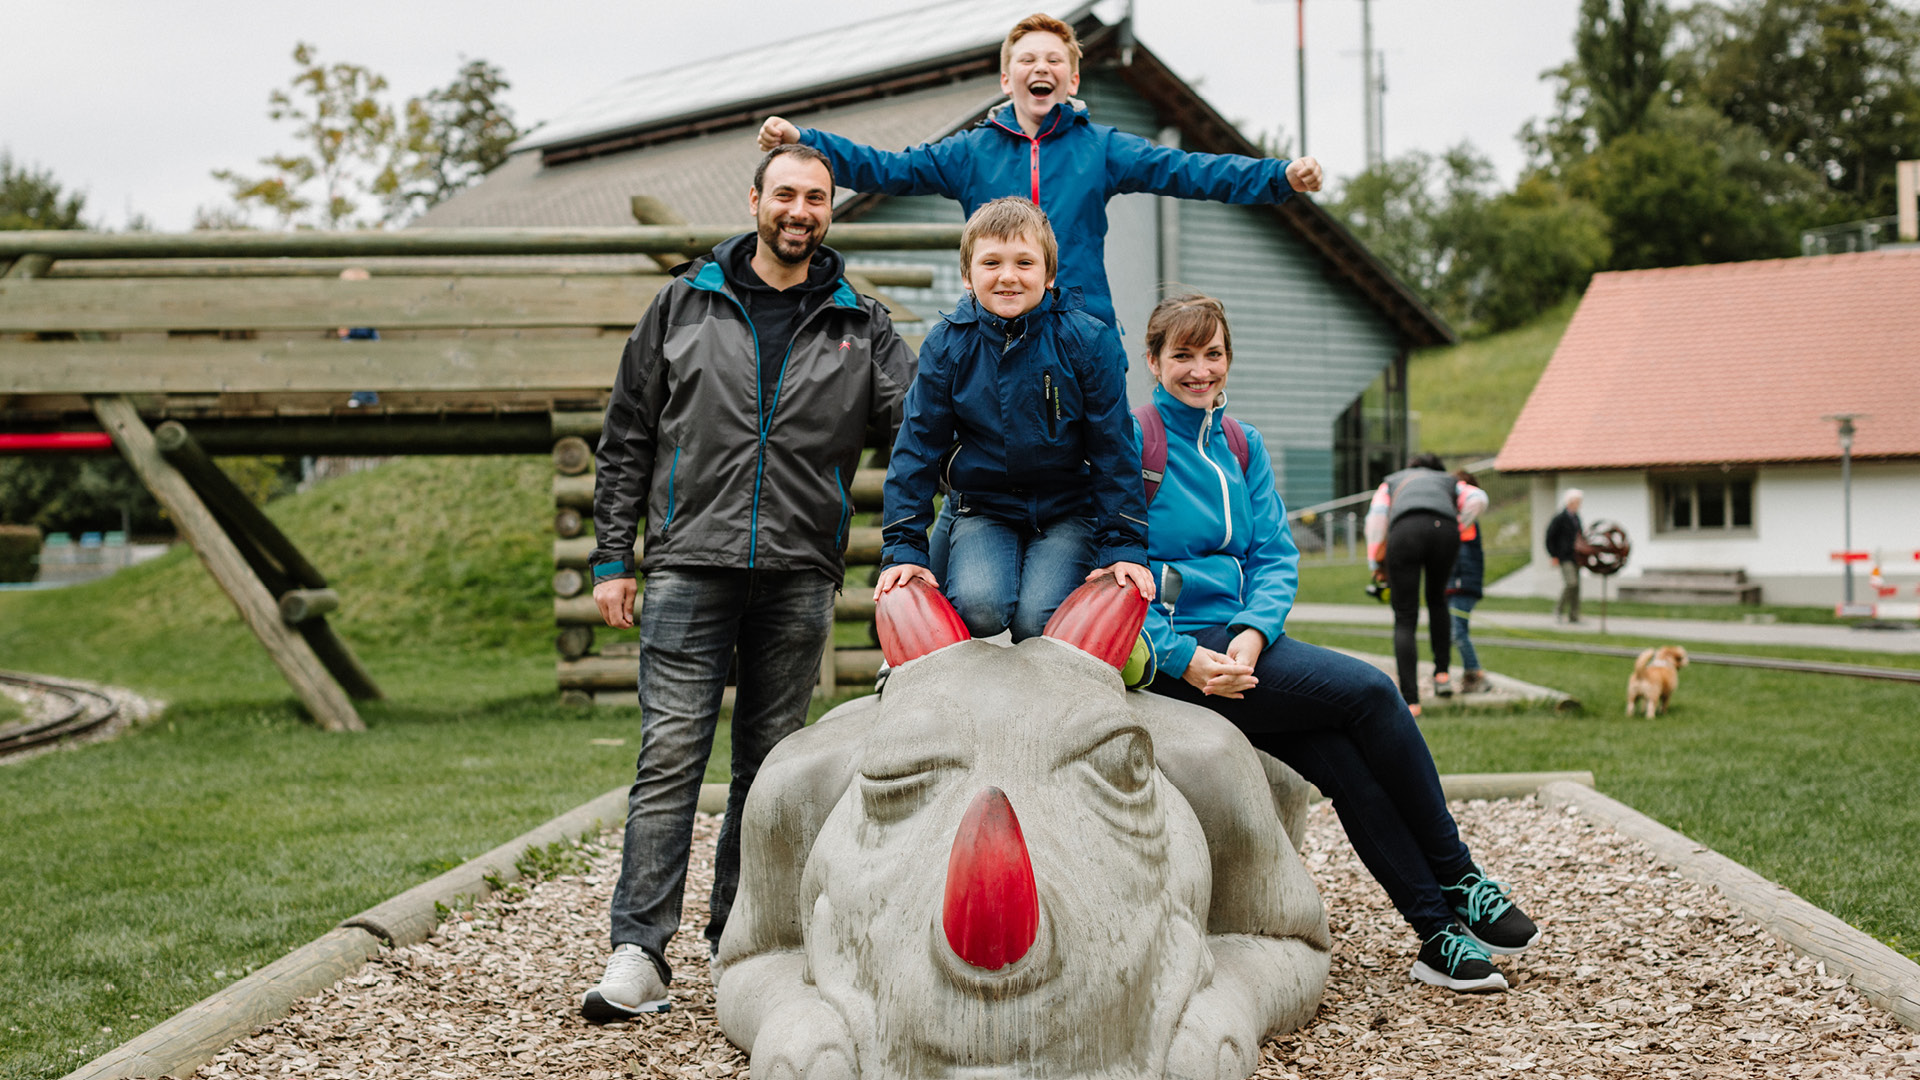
[1151,383,1233,441]
[982,98,1090,138]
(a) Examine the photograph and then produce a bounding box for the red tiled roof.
[1496,249,1920,472]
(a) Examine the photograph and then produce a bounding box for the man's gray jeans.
[608,566,833,983]
[1556,560,1581,622]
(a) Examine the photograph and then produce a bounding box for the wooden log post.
[93,397,364,732]
[278,588,340,624]
[153,421,384,702]
[551,436,593,476]
[553,507,585,538]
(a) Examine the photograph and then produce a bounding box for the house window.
[1656,475,1755,533]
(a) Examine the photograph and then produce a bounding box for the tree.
[1526,0,1678,173]
[1330,146,1610,335]
[1689,0,1920,215]
[214,42,400,229]
[385,59,520,221]
[0,152,87,230]
[213,45,518,228]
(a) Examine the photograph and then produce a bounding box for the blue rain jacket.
[1140,385,1299,678]
[882,287,1146,571]
[800,100,1296,330]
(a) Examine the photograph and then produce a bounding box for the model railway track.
[1295,627,1920,684]
[0,670,120,755]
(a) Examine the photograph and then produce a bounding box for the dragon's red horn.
[1042,576,1149,670]
[875,577,971,667]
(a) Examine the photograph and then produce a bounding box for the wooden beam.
[92,396,363,731]
[0,337,618,395]
[152,420,383,703]
[0,224,962,260]
[3,254,51,279]
[41,259,934,286]
[0,276,665,334]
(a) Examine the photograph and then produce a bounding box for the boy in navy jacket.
[878,198,1153,639]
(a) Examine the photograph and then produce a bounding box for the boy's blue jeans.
[1148,628,1475,939]
[1450,593,1480,671]
[944,512,1095,641]
[608,566,834,983]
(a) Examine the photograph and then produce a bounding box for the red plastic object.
[0,432,115,453]
[875,576,970,667]
[942,787,1039,970]
[1041,576,1149,669]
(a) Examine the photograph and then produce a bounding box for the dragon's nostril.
[942,787,1039,970]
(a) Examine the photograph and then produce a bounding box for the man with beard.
[581,144,916,1020]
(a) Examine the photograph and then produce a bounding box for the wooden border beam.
[92,397,365,730]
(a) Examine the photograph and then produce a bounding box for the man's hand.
[758,116,800,151]
[1225,627,1267,670]
[1371,566,1388,584]
[593,578,638,629]
[1182,646,1258,699]
[874,563,938,601]
[1285,156,1323,193]
[1087,560,1156,601]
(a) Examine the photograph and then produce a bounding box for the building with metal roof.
[1493,250,1920,607]
[421,0,1452,507]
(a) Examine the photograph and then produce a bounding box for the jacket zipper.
[1199,406,1233,547]
[834,466,849,548]
[660,447,681,538]
[1044,372,1055,437]
[993,109,1063,207]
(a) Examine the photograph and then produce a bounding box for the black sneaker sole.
[581,989,670,1022]
[1410,961,1508,993]
[1460,923,1541,955]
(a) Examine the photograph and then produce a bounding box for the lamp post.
[1824,413,1863,603]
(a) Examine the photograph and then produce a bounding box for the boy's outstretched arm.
[759,115,967,199]
[1106,129,1322,201]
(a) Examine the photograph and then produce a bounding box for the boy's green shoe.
[1121,633,1156,689]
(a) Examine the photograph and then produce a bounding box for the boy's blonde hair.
[1145,294,1233,363]
[1001,13,1082,74]
[960,197,1059,281]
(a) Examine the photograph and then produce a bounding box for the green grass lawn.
[1288,622,1920,963]
[0,692,21,727]
[1409,298,1577,461]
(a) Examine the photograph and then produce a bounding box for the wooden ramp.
[1,223,958,726]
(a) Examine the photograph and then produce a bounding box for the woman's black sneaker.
[1410,925,1508,993]
[1443,869,1540,954]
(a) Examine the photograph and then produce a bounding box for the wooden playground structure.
[0,221,957,729]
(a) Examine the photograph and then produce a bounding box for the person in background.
[1445,469,1491,694]
[1365,452,1463,716]
[1544,488,1584,624]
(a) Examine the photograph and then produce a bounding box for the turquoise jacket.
[1140,385,1299,678]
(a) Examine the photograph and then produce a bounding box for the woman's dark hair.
[1453,468,1477,487]
[1144,294,1231,362]
[1409,451,1445,471]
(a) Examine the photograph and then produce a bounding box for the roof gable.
[1496,250,1920,472]
[515,0,1106,157]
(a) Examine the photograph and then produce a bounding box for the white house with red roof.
[1493,249,1920,607]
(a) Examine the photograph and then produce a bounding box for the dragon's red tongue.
[942,787,1039,970]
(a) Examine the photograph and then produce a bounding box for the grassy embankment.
[0,456,847,1080]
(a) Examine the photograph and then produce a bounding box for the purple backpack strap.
[1133,404,1167,504]
[1222,415,1252,475]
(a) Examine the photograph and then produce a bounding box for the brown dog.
[1626,646,1690,717]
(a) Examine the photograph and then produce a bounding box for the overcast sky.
[1,0,1584,231]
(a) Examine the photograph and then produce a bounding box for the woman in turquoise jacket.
[1138,295,1540,995]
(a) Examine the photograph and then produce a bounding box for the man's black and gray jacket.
[589,235,916,584]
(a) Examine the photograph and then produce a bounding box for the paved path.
[1288,603,1920,655]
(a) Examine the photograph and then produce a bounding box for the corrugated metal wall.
[849,72,1401,507]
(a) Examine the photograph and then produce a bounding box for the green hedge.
[0,524,41,583]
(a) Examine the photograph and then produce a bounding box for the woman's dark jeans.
[1148,627,1475,939]
[1387,511,1460,704]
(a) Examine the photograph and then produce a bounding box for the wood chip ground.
[191,799,1920,1079]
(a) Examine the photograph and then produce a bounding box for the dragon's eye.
[858,760,954,824]
[1082,728,1154,796]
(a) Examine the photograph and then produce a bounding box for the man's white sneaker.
[581,943,670,1021]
